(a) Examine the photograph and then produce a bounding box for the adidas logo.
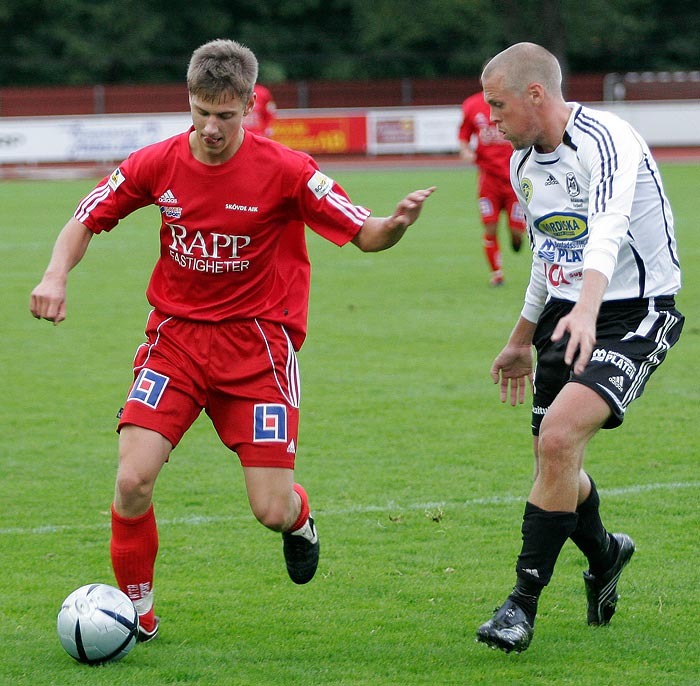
[544,174,559,186]
[158,189,178,203]
[287,440,296,454]
[609,375,625,391]
[522,568,540,578]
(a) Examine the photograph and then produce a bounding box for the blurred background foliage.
[1,0,698,85]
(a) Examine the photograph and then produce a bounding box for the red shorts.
[118,311,300,469]
[477,172,525,229]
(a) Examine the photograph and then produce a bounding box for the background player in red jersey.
[458,90,526,286]
[30,38,435,642]
[243,83,277,137]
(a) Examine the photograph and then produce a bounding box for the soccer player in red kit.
[458,91,525,286]
[243,83,276,137]
[30,39,435,642]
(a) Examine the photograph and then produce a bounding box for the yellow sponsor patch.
[534,212,588,240]
[307,170,333,199]
[108,167,126,191]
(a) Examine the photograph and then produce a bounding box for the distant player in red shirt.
[458,91,525,286]
[30,39,434,642]
[243,83,276,137]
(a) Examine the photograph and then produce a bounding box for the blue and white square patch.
[253,404,287,442]
[127,368,169,408]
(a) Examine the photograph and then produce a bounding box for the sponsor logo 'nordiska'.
[534,212,588,240]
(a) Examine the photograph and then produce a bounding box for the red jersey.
[458,92,513,183]
[243,84,276,137]
[74,129,369,349]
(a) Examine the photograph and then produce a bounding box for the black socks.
[515,501,579,585]
[508,476,619,625]
[569,475,618,576]
[509,501,579,625]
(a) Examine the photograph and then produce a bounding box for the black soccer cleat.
[476,599,534,654]
[282,516,320,585]
[137,615,160,643]
[583,532,635,625]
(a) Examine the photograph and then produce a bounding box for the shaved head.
[480,42,571,152]
[482,42,563,97]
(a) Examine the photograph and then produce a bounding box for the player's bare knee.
[538,416,578,452]
[537,427,579,471]
[251,502,292,532]
[115,468,155,503]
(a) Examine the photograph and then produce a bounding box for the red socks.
[111,504,158,631]
[110,487,310,632]
[290,483,310,532]
[483,234,502,274]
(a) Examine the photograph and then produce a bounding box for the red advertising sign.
[272,114,367,154]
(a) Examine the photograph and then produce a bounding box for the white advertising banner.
[604,100,700,146]
[366,107,462,155]
[0,101,698,165]
[0,112,191,164]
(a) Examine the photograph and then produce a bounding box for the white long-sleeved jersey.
[512,103,682,323]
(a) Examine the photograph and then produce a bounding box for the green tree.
[0,0,698,86]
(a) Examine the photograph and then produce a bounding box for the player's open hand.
[551,307,597,376]
[389,187,437,229]
[352,187,437,252]
[490,344,534,406]
[551,269,607,375]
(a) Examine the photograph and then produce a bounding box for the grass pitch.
[1,162,698,685]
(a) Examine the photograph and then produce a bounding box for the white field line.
[1,480,698,537]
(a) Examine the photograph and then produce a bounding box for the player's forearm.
[351,215,408,252]
[573,268,608,320]
[521,259,547,325]
[507,316,537,347]
[42,218,94,281]
[352,187,434,252]
[459,141,476,162]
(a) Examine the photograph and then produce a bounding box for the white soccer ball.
[57,583,139,664]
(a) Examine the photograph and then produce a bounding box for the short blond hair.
[187,39,258,103]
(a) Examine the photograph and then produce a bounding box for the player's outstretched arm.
[351,186,436,252]
[30,218,94,325]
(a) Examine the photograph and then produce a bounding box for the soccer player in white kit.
[475,43,684,653]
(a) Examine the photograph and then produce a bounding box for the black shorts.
[531,296,684,435]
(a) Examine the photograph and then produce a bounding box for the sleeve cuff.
[520,301,544,323]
